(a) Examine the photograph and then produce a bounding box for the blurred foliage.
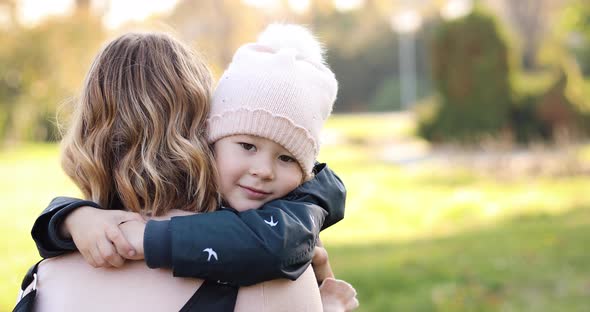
[0,9,104,143]
[313,7,404,112]
[422,8,512,142]
[369,77,403,112]
[421,4,590,144]
[509,71,554,143]
[560,0,590,76]
[0,0,435,144]
[561,58,590,121]
[369,77,431,113]
[164,0,265,76]
[509,59,590,143]
[502,0,554,71]
[0,0,589,145]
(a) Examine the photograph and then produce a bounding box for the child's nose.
[249,160,274,180]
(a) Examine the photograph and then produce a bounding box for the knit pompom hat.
[208,24,338,178]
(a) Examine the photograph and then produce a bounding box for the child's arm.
[31,197,142,266]
[141,163,345,285]
[31,163,345,286]
[32,197,104,258]
[312,240,335,284]
[62,206,144,267]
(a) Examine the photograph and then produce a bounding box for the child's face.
[213,134,303,211]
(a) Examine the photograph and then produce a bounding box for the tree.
[423,8,513,142]
[0,8,104,143]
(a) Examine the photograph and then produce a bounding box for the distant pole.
[399,31,416,110]
[391,9,422,111]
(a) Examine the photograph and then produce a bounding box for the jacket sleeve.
[292,163,346,230]
[31,197,102,258]
[144,163,346,286]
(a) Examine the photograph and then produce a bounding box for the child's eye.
[279,155,296,163]
[238,142,256,151]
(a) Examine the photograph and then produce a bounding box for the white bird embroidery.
[264,215,278,227]
[203,248,218,261]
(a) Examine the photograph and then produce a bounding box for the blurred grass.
[322,112,416,144]
[2,114,590,311]
[328,209,590,311]
[0,143,80,309]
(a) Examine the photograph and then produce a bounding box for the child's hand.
[312,243,335,284]
[63,206,144,268]
[319,278,359,312]
[118,220,146,260]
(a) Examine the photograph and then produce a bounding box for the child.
[121,23,353,299]
[27,25,357,310]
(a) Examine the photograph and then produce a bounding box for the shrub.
[425,9,513,142]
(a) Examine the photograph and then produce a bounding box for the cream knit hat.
[208,24,338,177]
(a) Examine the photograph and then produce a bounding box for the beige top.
[25,210,322,312]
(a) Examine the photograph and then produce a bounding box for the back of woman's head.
[61,32,218,215]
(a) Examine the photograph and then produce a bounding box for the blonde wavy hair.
[61,32,218,216]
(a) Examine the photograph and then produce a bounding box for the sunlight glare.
[334,0,364,12]
[390,9,422,34]
[441,0,473,20]
[104,0,180,29]
[288,0,310,14]
[18,0,73,26]
[242,0,281,11]
[16,0,180,29]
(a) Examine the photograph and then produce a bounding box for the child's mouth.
[239,185,271,199]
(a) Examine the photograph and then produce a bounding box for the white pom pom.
[257,23,325,65]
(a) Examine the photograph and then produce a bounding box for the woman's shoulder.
[36,253,201,311]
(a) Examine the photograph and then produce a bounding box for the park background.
[1,0,590,311]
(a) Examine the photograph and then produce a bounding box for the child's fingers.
[319,277,337,291]
[320,278,359,311]
[88,244,107,267]
[106,224,136,259]
[115,210,145,224]
[320,278,360,312]
[339,280,357,296]
[79,249,98,268]
[337,280,359,311]
[345,297,360,311]
[97,237,125,268]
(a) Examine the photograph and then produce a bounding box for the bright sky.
[243,0,364,12]
[17,0,367,29]
[440,0,473,20]
[17,0,180,29]
[18,0,73,26]
[333,0,364,12]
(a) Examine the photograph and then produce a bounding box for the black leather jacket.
[31,163,345,286]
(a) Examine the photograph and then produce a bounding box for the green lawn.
[328,209,590,311]
[2,114,590,311]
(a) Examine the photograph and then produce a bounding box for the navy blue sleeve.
[288,163,346,230]
[144,163,346,286]
[31,197,102,258]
